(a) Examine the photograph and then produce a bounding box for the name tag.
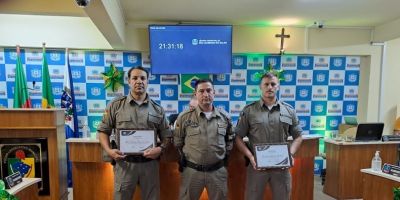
[5,171,23,189]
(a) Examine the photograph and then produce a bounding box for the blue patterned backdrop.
[0,48,360,147]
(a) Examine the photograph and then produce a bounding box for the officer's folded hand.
[143,147,162,159]
[249,155,257,170]
[108,149,126,160]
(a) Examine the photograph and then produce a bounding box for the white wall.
[0,14,111,49]
[380,37,400,132]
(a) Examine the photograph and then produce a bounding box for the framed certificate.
[117,129,156,155]
[253,143,293,169]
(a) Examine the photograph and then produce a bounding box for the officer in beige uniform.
[174,79,234,200]
[98,66,171,200]
[235,72,303,200]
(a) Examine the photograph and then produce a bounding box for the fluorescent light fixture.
[271,18,300,26]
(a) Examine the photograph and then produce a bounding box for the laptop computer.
[355,123,384,141]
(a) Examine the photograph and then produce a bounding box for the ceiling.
[1,0,400,28]
[120,0,400,28]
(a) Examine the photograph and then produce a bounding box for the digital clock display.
[149,25,232,74]
[158,43,184,50]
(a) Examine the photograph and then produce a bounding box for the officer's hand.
[143,147,162,159]
[107,149,126,160]
[290,154,294,163]
[249,155,257,170]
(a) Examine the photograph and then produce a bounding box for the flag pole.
[41,42,55,108]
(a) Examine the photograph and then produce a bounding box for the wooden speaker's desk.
[361,168,400,200]
[67,134,320,200]
[323,139,399,199]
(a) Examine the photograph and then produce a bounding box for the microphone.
[23,81,36,91]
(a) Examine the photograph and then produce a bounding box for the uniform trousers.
[245,165,291,200]
[179,166,227,200]
[113,159,160,200]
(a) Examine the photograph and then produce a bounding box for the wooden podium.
[67,135,320,200]
[0,109,68,200]
[361,168,400,200]
[323,139,399,199]
[7,178,42,200]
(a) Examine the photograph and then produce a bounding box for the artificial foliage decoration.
[101,63,124,92]
[254,63,285,82]
[0,180,18,200]
[394,187,400,200]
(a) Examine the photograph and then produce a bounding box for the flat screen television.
[148,25,232,74]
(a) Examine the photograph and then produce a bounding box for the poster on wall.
[0,138,50,195]
[0,48,360,143]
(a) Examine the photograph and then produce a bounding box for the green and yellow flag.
[180,74,210,94]
[13,46,32,108]
[41,44,55,108]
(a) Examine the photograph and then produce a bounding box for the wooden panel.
[0,109,68,200]
[0,108,65,128]
[324,142,398,199]
[159,162,181,200]
[69,142,104,162]
[69,138,319,200]
[291,157,315,200]
[14,183,40,200]
[362,173,400,200]
[323,143,340,198]
[296,139,319,158]
[72,163,115,200]
[227,146,247,200]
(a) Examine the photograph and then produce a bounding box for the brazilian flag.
[180,74,210,94]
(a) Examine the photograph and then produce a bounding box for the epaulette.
[150,98,161,107]
[217,107,231,120]
[237,101,258,117]
[149,99,163,113]
[110,96,127,103]
[242,101,258,110]
[179,109,195,119]
[281,101,294,110]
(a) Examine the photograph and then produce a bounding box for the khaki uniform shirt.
[235,99,302,150]
[174,106,234,165]
[97,94,171,146]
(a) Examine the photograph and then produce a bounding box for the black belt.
[124,155,153,163]
[186,160,224,172]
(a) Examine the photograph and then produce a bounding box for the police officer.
[235,72,303,200]
[174,79,234,200]
[97,66,171,200]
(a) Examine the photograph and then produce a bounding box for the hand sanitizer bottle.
[371,151,382,171]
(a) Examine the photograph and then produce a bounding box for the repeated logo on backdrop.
[0,48,360,137]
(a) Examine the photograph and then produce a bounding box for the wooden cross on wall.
[275,28,290,54]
